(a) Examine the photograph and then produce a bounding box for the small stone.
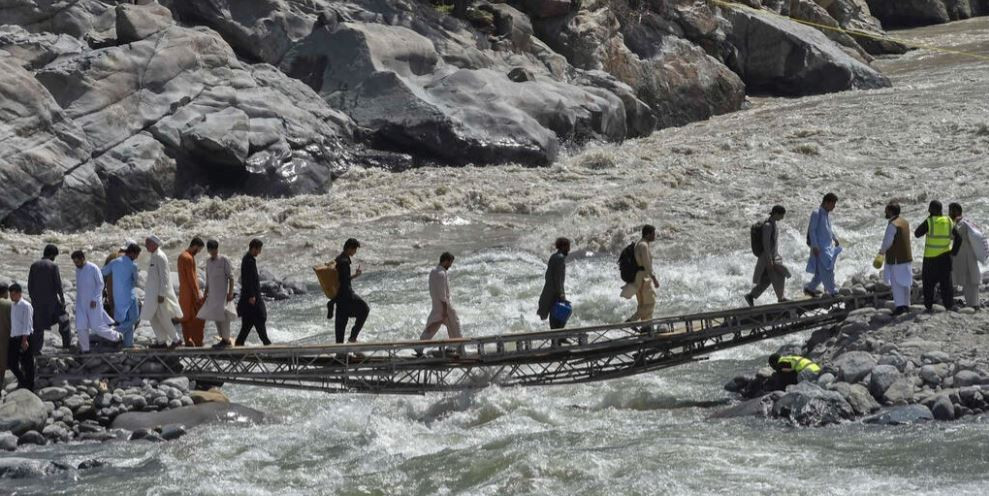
[817,372,836,387]
[920,363,949,385]
[833,351,877,383]
[123,395,147,410]
[869,365,901,399]
[932,395,955,421]
[160,424,187,441]
[954,370,985,387]
[63,395,86,410]
[17,430,47,446]
[179,396,194,407]
[37,387,70,402]
[864,404,933,425]
[167,399,182,409]
[77,459,107,470]
[923,351,951,364]
[42,424,71,442]
[883,377,915,405]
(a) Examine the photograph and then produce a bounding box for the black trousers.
[30,319,71,355]
[922,254,954,309]
[334,296,369,343]
[7,337,36,391]
[235,316,271,346]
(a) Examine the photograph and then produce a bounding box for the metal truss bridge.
[38,293,888,394]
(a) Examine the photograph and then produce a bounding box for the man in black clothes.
[333,238,370,344]
[537,237,570,329]
[914,200,957,312]
[27,244,71,352]
[235,239,271,346]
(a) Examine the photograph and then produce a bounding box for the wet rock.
[817,372,836,387]
[115,3,173,44]
[877,352,908,371]
[112,402,263,431]
[863,404,934,425]
[0,457,66,478]
[831,382,880,415]
[17,430,46,446]
[931,395,956,420]
[42,424,71,443]
[822,0,909,54]
[123,395,148,411]
[865,0,950,27]
[922,350,952,364]
[920,363,949,385]
[868,365,901,399]
[189,389,230,405]
[0,431,17,451]
[723,6,890,96]
[771,382,855,426]
[833,351,877,383]
[160,424,187,441]
[0,390,48,435]
[710,392,782,419]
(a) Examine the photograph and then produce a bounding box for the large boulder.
[0,390,48,436]
[868,364,902,399]
[771,382,855,426]
[710,392,782,419]
[0,0,113,38]
[817,0,910,54]
[723,6,891,95]
[831,381,880,415]
[0,25,87,70]
[115,2,174,44]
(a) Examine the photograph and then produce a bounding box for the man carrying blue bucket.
[538,238,572,329]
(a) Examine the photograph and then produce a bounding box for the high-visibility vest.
[924,216,954,258]
[778,355,821,374]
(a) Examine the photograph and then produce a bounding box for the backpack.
[963,219,989,264]
[313,261,339,299]
[750,221,766,257]
[618,242,640,283]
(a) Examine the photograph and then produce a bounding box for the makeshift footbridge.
[39,292,889,394]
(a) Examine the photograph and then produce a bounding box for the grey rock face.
[865,0,950,27]
[0,390,48,436]
[868,364,902,399]
[724,7,891,95]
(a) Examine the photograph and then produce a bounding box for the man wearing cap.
[102,243,142,347]
[27,244,70,352]
[141,235,183,348]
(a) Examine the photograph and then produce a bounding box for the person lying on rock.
[768,353,820,387]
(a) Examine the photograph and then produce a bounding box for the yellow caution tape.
[711,0,989,63]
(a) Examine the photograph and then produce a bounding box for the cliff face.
[0,0,911,232]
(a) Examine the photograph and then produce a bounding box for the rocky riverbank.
[0,373,260,454]
[718,272,989,427]
[1,0,943,232]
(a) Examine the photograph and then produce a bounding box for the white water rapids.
[2,17,989,495]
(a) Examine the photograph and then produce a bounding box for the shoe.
[803,288,821,298]
[168,341,182,350]
[892,306,909,316]
[744,294,755,307]
[778,298,791,303]
[148,343,166,349]
[211,340,231,350]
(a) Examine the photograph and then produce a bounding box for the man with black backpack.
[745,205,790,306]
[620,225,659,331]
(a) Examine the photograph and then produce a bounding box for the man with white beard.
[877,203,913,316]
[141,235,183,348]
[70,251,122,352]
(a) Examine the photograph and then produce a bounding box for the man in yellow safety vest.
[914,200,956,313]
[769,353,821,386]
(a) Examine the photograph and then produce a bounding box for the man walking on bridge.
[538,237,570,329]
[804,193,841,298]
[102,243,141,348]
[71,251,122,352]
[141,235,183,348]
[198,239,236,349]
[420,252,461,341]
[178,237,206,346]
[621,225,659,331]
[745,205,790,306]
[334,238,370,344]
[915,200,955,312]
[235,239,271,346]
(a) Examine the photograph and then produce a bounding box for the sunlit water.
[4,17,989,496]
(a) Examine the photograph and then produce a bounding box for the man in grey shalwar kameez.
[950,203,982,308]
[538,238,570,329]
[746,206,790,306]
[197,239,235,348]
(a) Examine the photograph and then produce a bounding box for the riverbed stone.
[37,386,69,402]
[833,351,877,383]
[160,424,187,441]
[0,431,17,451]
[161,377,190,392]
[882,377,916,405]
[710,392,782,419]
[922,350,952,364]
[863,404,934,425]
[868,365,901,399]
[954,370,985,387]
[931,395,956,420]
[920,363,949,385]
[17,430,46,446]
[189,389,230,405]
[0,390,48,435]
[831,382,880,415]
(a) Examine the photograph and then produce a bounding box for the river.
[2,16,989,496]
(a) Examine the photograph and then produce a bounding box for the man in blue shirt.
[102,243,142,348]
[804,193,842,297]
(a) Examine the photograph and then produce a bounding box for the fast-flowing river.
[2,16,989,496]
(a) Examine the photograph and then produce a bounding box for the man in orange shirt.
[178,238,206,346]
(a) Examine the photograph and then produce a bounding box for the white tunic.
[140,249,183,321]
[427,265,454,325]
[75,262,115,330]
[197,255,234,322]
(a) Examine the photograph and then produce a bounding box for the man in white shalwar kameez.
[420,252,462,341]
[878,203,914,316]
[141,235,183,348]
[71,251,121,352]
[949,203,982,308]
